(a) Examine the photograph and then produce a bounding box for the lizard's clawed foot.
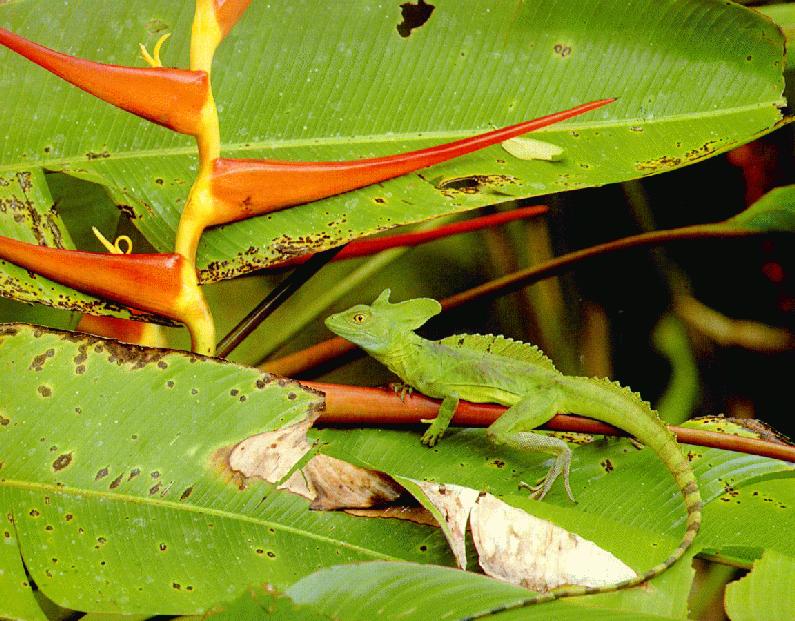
[420,419,446,447]
[390,382,414,402]
[519,454,575,502]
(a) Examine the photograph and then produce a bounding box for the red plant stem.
[271,204,549,269]
[0,235,184,319]
[214,0,253,37]
[0,27,208,135]
[208,99,614,224]
[262,223,759,376]
[307,382,795,463]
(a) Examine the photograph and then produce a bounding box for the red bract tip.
[0,235,184,320]
[0,235,215,354]
[0,28,208,135]
[208,99,614,225]
[214,0,253,37]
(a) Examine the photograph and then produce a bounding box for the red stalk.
[307,382,795,463]
[0,28,208,135]
[271,204,549,268]
[0,235,186,320]
[214,0,254,37]
[209,99,614,225]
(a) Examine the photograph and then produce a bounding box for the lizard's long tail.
[463,430,702,619]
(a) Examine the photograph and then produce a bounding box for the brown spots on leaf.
[95,467,109,481]
[151,471,161,479]
[149,482,162,496]
[29,348,55,371]
[85,149,111,160]
[436,174,516,196]
[29,509,40,518]
[109,474,124,489]
[52,453,72,471]
[553,43,572,57]
[0,414,9,426]
[16,171,32,192]
[601,458,614,473]
[64,514,73,522]
[117,203,138,220]
[636,141,720,173]
[103,339,169,370]
[180,486,193,501]
[128,468,141,480]
[72,345,87,367]
[37,385,52,398]
[159,542,167,551]
[95,536,107,548]
[397,0,434,37]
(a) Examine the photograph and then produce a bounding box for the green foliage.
[286,562,677,621]
[0,0,786,281]
[0,326,452,618]
[728,184,795,232]
[724,550,795,621]
[0,1,794,619]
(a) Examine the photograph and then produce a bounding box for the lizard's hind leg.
[485,388,575,502]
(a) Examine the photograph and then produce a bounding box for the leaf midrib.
[0,101,782,174]
[1,478,406,561]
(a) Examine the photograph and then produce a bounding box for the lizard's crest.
[325,289,441,353]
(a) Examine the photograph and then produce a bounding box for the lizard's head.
[325,289,441,353]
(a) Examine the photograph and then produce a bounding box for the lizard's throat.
[374,333,423,378]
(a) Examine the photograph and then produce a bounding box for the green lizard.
[325,289,702,615]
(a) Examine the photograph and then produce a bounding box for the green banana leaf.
[0,168,143,320]
[313,425,795,615]
[286,561,682,621]
[0,326,453,618]
[0,0,786,283]
[724,550,795,621]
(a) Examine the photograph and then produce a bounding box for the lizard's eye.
[352,312,368,324]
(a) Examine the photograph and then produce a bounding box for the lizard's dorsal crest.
[373,289,441,330]
[587,377,656,416]
[440,333,558,371]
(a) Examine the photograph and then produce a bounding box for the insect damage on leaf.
[229,419,406,510]
[470,493,637,591]
[396,0,435,38]
[402,479,479,569]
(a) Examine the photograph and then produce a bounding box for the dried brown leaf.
[471,493,636,592]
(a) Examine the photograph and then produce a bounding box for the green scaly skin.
[325,289,702,617]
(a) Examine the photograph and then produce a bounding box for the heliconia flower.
[0,235,215,355]
[0,28,209,136]
[207,99,615,225]
[213,0,254,38]
[191,0,252,73]
[73,228,169,348]
[76,314,170,349]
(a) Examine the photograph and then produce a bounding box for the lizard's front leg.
[421,393,459,447]
[486,388,575,502]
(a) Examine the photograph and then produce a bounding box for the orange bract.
[0,27,208,135]
[214,0,254,38]
[207,99,614,225]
